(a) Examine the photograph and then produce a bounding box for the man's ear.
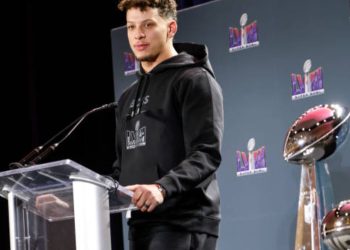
[167,20,177,39]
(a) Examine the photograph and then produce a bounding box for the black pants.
[129,226,218,250]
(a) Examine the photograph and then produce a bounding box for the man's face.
[126,7,172,63]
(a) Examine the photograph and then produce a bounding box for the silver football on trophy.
[283,104,350,164]
[321,200,350,250]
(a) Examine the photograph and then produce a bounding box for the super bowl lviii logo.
[229,13,259,53]
[291,59,324,100]
[235,138,267,176]
[126,120,146,150]
[123,52,139,76]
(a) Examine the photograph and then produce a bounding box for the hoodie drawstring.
[127,73,150,119]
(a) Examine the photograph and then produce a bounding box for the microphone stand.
[9,102,118,169]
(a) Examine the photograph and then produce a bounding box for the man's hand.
[126,184,164,212]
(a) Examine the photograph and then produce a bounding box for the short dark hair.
[118,0,177,20]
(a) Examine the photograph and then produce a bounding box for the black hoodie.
[113,43,224,237]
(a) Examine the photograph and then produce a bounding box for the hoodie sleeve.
[156,68,224,197]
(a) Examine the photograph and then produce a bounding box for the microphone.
[9,101,118,169]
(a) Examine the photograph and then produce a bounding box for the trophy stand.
[295,161,321,250]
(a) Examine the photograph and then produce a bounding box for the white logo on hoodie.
[126,120,146,150]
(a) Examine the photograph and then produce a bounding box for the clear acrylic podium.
[0,159,136,250]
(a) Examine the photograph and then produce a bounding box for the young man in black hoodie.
[113,0,224,249]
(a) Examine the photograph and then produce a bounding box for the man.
[112,0,224,249]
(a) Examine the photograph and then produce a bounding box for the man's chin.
[136,54,157,62]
